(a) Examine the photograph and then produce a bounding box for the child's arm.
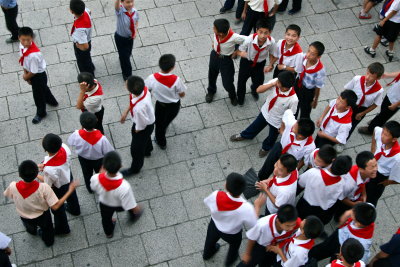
[120,106,130,124]
[75,42,89,51]
[371,129,376,154]
[256,79,277,94]
[22,71,35,82]
[253,193,267,217]
[37,174,44,182]
[115,0,121,11]
[178,92,185,98]
[379,10,398,27]
[76,82,90,110]
[382,71,400,79]
[51,181,79,210]
[316,104,330,128]
[242,239,256,264]
[355,104,377,121]
[317,130,340,144]
[265,54,278,73]
[368,251,390,267]
[311,87,320,109]
[242,2,248,20]
[297,159,305,170]
[341,197,359,208]
[267,245,287,261]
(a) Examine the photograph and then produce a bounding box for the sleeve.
[304,149,314,167]
[337,183,346,201]
[90,175,101,193]
[294,53,304,74]
[302,143,316,161]
[273,40,281,58]
[72,28,89,44]
[274,0,283,5]
[373,90,384,106]
[388,158,400,183]
[298,169,312,188]
[3,183,14,199]
[246,219,263,241]
[380,234,400,255]
[282,247,308,267]
[343,77,356,90]
[83,96,102,112]
[0,232,11,250]
[335,123,352,144]
[391,0,400,10]
[264,78,278,85]
[115,8,123,16]
[360,240,372,264]
[315,68,326,88]
[282,109,296,128]
[67,132,77,148]
[144,75,154,91]
[43,168,58,187]
[234,34,247,45]
[242,204,258,230]
[176,77,187,94]
[238,36,251,52]
[289,97,299,114]
[121,183,137,210]
[268,39,277,55]
[329,99,336,108]
[374,127,383,144]
[42,184,59,207]
[134,10,139,22]
[101,137,115,155]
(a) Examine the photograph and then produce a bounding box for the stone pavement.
[0,0,400,266]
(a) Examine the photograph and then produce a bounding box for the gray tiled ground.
[1,0,400,266]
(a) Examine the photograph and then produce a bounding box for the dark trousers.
[52,174,81,216]
[114,33,134,80]
[237,242,276,267]
[294,83,315,119]
[241,112,279,151]
[272,66,285,79]
[20,209,55,246]
[296,197,336,225]
[368,96,399,133]
[95,106,105,134]
[129,123,154,173]
[78,155,102,193]
[333,200,352,222]
[203,219,243,266]
[99,202,124,236]
[208,50,236,99]
[155,100,180,147]
[258,142,282,180]
[1,5,19,40]
[240,8,276,35]
[31,72,58,117]
[348,106,368,139]
[237,58,266,104]
[278,0,302,12]
[308,229,340,262]
[0,249,11,267]
[74,41,95,76]
[223,0,245,19]
[314,135,336,148]
[373,258,394,267]
[366,171,387,207]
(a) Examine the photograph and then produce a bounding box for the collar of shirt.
[85,83,100,97]
[332,107,350,119]
[279,88,294,96]
[275,172,292,184]
[105,172,123,180]
[251,35,272,49]
[302,58,320,70]
[224,191,245,203]
[131,90,146,104]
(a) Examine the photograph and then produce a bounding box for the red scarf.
[313,149,319,160]
[78,129,103,145]
[263,0,269,15]
[269,214,302,245]
[381,0,395,16]
[374,141,400,160]
[330,259,362,267]
[251,33,271,67]
[339,218,375,239]
[297,59,324,88]
[278,40,302,64]
[268,170,298,188]
[349,165,365,200]
[396,227,400,234]
[98,173,123,191]
[216,191,243,211]
[82,82,103,111]
[153,73,178,88]
[320,169,341,186]
[281,132,313,154]
[44,147,67,167]
[268,87,296,111]
[71,10,92,35]
[358,76,382,107]
[215,29,234,54]
[129,87,148,116]
[387,72,400,86]
[279,235,315,252]
[19,42,40,66]
[16,180,40,199]
[124,10,136,38]
[321,104,353,129]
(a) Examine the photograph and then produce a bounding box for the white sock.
[369,47,375,52]
[360,9,366,15]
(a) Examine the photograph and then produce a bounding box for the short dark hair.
[367,62,384,78]
[42,133,62,154]
[226,172,246,197]
[159,54,176,72]
[303,216,323,239]
[309,41,325,56]
[318,145,337,165]
[353,202,376,226]
[356,151,375,169]
[70,0,85,15]
[340,90,358,108]
[297,118,315,138]
[286,24,301,36]
[341,238,364,264]
[19,160,39,182]
[127,76,145,96]
[331,155,352,176]
[80,111,98,130]
[277,204,298,223]
[103,151,122,174]
[213,18,230,34]
[256,18,271,31]
[383,121,400,139]
[280,154,298,173]
[278,70,295,88]
[77,72,95,88]
[18,27,34,37]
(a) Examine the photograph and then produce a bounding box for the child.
[237,204,301,267]
[145,54,186,149]
[272,24,303,78]
[90,151,142,238]
[1,0,19,43]
[3,160,78,246]
[203,173,258,266]
[296,155,352,225]
[309,203,376,264]
[0,232,15,267]
[240,0,281,35]
[278,0,302,15]
[70,0,95,75]
[18,27,58,124]
[220,0,245,25]
[268,216,323,267]
[230,71,298,158]
[114,0,138,81]
[368,226,400,266]
[359,0,384,19]
[344,62,384,138]
[237,18,276,105]
[304,144,337,169]
[326,238,366,267]
[206,19,246,106]
[366,121,400,206]
[68,112,114,193]
[75,72,105,134]
[295,41,326,119]
[315,90,358,150]
[120,76,155,176]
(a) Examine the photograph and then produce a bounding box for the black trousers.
[208,50,237,99]
[314,135,336,148]
[240,8,276,35]
[296,197,336,225]
[237,58,266,104]
[278,0,302,12]
[223,0,245,19]
[1,5,19,40]
[258,142,282,180]
[99,202,123,236]
[203,219,242,266]
[129,123,154,173]
[368,96,399,133]
[114,33,134,80]
[366,171,387,207]
[373,258,394,267]
[333,200,352,222]
[348,106,368,139]
[0,249,11,267]
[294,83,315,119]
[272,66,285,78]
[52,174,81,216]
[237,242,276,267]
[78,155,102,193]
[308,229,340,262]
[155,100,180,147]
[74,41,95,76]
[31,72,58,117]
[20,209,55,246]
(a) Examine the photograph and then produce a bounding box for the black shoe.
[5,37,18,44]
[65,204,80,216]
[205,93,215,103]
[155,139,166,150]
[364,46,376,58]
[55,229,71,236]
[238,100,244,106]
[47,101,59,107]
[251,91,259,101]
[219,7,228,14]
[121,168,139,177]
[203,243,221,260]
[386,50,394,62]
[128,209,143,223]
[230,97,238,106]
[32,115,45,124]
[288,9,300,15]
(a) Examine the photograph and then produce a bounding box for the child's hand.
[311,99,318,109]
[254,193,267,208]
[241,11,247,21]
[38,163,44,171]
[264,65,273,73]
[5,247,11,255]
[277,64,286,71]
[99,166,106,173]
[120,113,128,124]
[378,179,393,187]
[241,252,251,264]
[317,130,326,138]
[79,82,90,92]
[266,245,280,254]
[389,104,398,111]
[255,181,268,192]
[378,20,386,27]
[316,118,322,128]
[355,113,364,121]
[69,180,80,191]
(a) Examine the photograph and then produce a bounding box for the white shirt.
[261,78,299,129]
[344,76,384,107]
[130,89,155,131]
[72,8,92,44]
[0,232,11,250]
[374,127,400,181]
[90,172,137,210]
[19,43,46,74]
[204,191,257,234]
[326,260,366,267]
[277,229,313,267]
[43,144,72,188]
[266,171,298,214]
[387,80,400,104]
[305,148,319,168]
[145,73,187,103]
[212,32,246,56]
[239,34,276,63]
[320,99,352,144]
[384,0,400,23]
[246,214,291,246]
[245,0,282,12]
[273,40,304,73]
[342,168,368,201]
[68,130,114,160]
[83,82,104,113]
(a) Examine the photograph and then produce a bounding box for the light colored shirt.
[72,8,92,44]
[266,171,298,214]
[277,229,313,267]
[130,89,155,131]
[273,39,304,73]
[342,168,369,201]
[387,80,400,104]
[320,99,352,144]
[19,43,46,74]
[246,214,291,246]
[304,148,319,168]
[0,0,17,8]
[42,144,72,188]
[115,6,139,38]
[245,0,282,12]
[299,58,326,89]
[212,32,246,56]
[145,73,186,103]
[385,0,400,23]
[239,34,276,63]
[373,127,400,181]
[0,232,11,250]
[68,130,114,160]
[326,260,366,267]
[344,76,384,107]
[83,83,104,113]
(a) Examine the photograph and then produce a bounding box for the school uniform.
[90,172,138,236]
[237,33,276,104]
[304,148,320,169]
[272,39,303,78]
[0,232,12,267]
[71,8,95,75]
[115,5,138,80]
[326,259,366,267]
[68,129,114,193]
[81,80,105,133]
[203,190,257,265]
[240,0,281,35]
[19,42,58,119]
[1,0,19,41]
[374,227,400,267]
[377,0,400,43]
[145,72,186,148]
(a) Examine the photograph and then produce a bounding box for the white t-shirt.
[277,229,314,267]
[129,88,155,131]
[384,0,400,23]
[373,127,400,181]
[145,73,186,103]
[245,0,282,12]
[344,76,384,108]
[239,34,276,63]
[19,43,46,73]
[387,80,400,104]
[43,144,72,188]
[273,39,303,73]
[320,99,352,144]
[68,129,114,160]
[212,32,246,56]
[266,171,298,214]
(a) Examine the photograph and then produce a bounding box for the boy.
[1,0,19,43]
[145,54,186,149]
[230,71,298,158]
[70,0,95,75]
[237,204,301,267]
[278,0,302,15]
[304,144,337,169]
[206,19,246,106]
[220,0,245,25]
[4,160,78,246]
[203,173,258,266]
[237,18,276,105]
[18,27,58,124]
[295,41,326,119]
[359,0,384,19]
[68,112,114,193]
[240,0,281,35]
[344,62,384,138]
[90,151,142,238]
[114,0,138,81]
[326,238,366,267]
[366,121,400,206]
[368,226,400,266]
[296,155,352,225]
[75,72,105,134]
[120,76,155,176]
[272,24,303,78]
[315,90,358,150]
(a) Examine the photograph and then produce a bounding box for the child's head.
[356,151,377,179]
[381,121,400,146]
[315,145,337,168]
[301,215,323,239]
[159,54,176,73]
[366,62,384,83]
[225,172,246,197]
[276,204,299,232]
[42,133,62,154]
[273,154,297,178]
[77,72,95,89]
[70,0,85,16]
[284,24,301,46]
[352,202,376,226]
[102,151,122,174]
[340,238,364,265]
[293,118,315,140]
[306,41,325,62]
[330,155,352,176]
[213,18,230,38]
[18,27,34,48]
[80,111,98,131]
[277,71,295,91]
[126,75,145,96]
[121,0,134,10]
[255,19,271,43]
[336,90,357,111]
[19,160,39,182]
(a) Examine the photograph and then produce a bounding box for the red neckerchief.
[382,0,395,16]
[82,81,103,111]
[268,87,296,111]
[396,227,400,234]
[269,215,302,245]
[278,40,302,64]
[263,0,269,15]
[268,170,298,187]
[78,129,103,145]
[313,149,319,160]
[19,42,40,66]
[124,9,136,39]
[129,86,148,116]
[374,141,400,160]
[279,235,315,252]
[281,131,313,154]
[349,165,365,201]
[44,147,67,167]
[216,191,243,211]
[322,104,353,129]
[153,73,178,88]
[71,10,92,35]
[320,169,341,186]
[98,173,123,191]
[339,218,375,239]
[358,76,382,107]
[16,180,40,199]
[387,72,400,86]
[215,29,234,55]
[251,33,271,67]
[297,58,324,88]
[330,259,362,267]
